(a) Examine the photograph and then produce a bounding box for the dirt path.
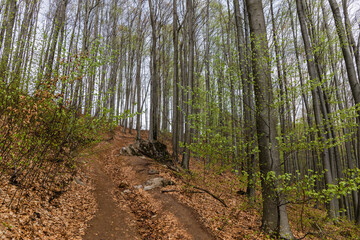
[82,141,140,240]
[82,128,215,240]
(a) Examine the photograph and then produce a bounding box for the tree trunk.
[296,0,337,219]
[172,0,179,162]
[148,0,159,142]
[245,0,294,238]
[327,0,360,223]
[136,3,143,140]
[44,0,68,83]
[205,0,211,166]
[181,0,195,170]
[234,0,256,203]
[0,0,17,83]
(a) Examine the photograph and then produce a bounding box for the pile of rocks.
[120,139,172,164]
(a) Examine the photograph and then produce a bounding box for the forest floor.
[1,127,360,239]
[81,127,214,240]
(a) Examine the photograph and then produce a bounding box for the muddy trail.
[80,127,215,240]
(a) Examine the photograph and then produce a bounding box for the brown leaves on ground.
[155,165,266,240]
[98,128,194,240]
[0,168,96,240]
[2,127,359,240]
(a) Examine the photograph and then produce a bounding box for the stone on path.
[119,139,172,164]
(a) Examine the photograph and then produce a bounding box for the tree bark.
[327,0,360,223]
[136,2,143,140]
[234,0,256,202]
[296,0,337,219]
[245,0,294,238]
[172,0,179,162]
[148,0,159,142]
[181,0,195,170]
[0,0,17,83]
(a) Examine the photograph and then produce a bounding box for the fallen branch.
[160,162,228,207]
[161,189,203,194]
[161,189,178,193]
[166,164,180,173]
[188,184,228,208]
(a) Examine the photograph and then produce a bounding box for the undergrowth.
[0,82,108,210]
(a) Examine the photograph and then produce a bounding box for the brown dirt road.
[81,128,215,240]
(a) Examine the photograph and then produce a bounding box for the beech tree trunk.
[234,0,256,202]
[296,0,338,219]
[148,0,159,142]
[0,0,17,83]
[136,2,143,140]
[181,0,194,170]
[328,0,360,223]
[172,0,179,162]
[245,0,294,238]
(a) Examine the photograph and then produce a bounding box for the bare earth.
[82,128,215,240]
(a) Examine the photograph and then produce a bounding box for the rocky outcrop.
[120,139,172,164]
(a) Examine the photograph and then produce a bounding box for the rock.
[148,169,159,175]
[119,147,131,156]
[123,189,131,193]
[143,177,175,191]
[133,185,143,189]
[144,178,164,190]
[143,186,154,191]
[119,139,172,164]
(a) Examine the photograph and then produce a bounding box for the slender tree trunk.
[148,0,159,142]
[341,0,360,83]
[172,0,179,162]
[136,3,143,140]
[204,0,211,166]
[182,0,194,170]
[234,0,256,202]
[0,0,17,83]
[44,0,68,83]
[270,0,288,173]
[245,0,294,238]
[225,0,238,163]
[296,0,337,219]
[11,0,37,88]
[328,0,360,223]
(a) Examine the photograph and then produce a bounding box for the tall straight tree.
[136,1,144,140]
[11,0,37,88]
[44,0,68,82]
[0,0,17,83]
[181,0,195,170]
[328,0,360,223]
[172,0,179,162]
[148,0,159,142]
[296,0,338,219]
[234,0,256,202]
[245,0,294,238]
[205,0,211,166]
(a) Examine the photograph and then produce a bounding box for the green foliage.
[263,168,360,209]
[0,49,131,208]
